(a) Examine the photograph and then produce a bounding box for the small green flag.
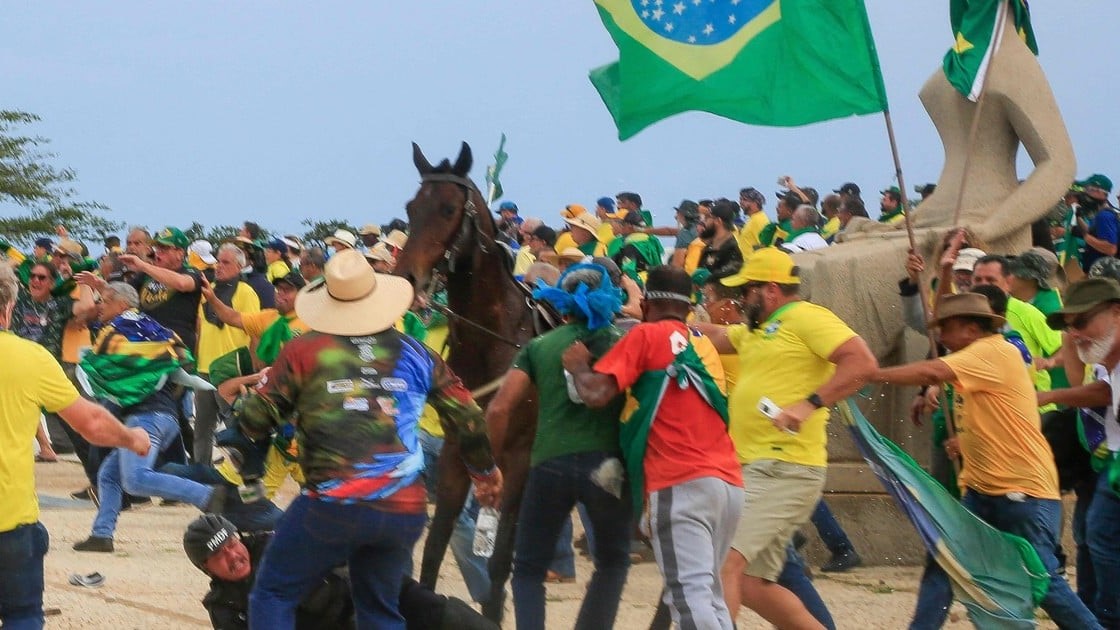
[943,0,1036,102]
[590,0,888,140]
[485,133,508,204]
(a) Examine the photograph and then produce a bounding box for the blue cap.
[498,201,518,213]
[597,197,615,213]
[264,237,287,252]
[34,237,53,250]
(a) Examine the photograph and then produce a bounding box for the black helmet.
[183,513,237,571]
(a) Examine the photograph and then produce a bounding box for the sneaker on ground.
[73,536,114,553]
[820,550,862,573]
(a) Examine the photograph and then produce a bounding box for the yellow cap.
[721,248,800,287]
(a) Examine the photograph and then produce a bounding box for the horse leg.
[420,438,471,591]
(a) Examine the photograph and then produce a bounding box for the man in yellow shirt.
[878,186,907,225]
[871,292,1101,629]
[195,243,261,464]
[0,265,150,626]
[736,187,771,253]
[698,248,877,628]
[202,269,310,368]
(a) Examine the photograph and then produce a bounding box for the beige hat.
[54,238,84,258]
[359,224,381,236]
[563,213,603,241]
[558,247,585,261]
[383,229,408,250]
[928,292,1006,329]
[324,229,357,250]
[295,249,413,336]
[365,243,395,264]
[952,247,987,272]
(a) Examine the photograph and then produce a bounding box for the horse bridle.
[418,171,524,350]
[419,172,497,273]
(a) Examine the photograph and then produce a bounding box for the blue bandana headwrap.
[533,263,622,331]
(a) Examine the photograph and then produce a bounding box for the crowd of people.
[1,168,1120,629]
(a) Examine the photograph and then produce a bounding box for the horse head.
[396,142,496,295]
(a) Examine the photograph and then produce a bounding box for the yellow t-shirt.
[513,248,536,277]
[0,332,80,531]
[821,216,841,241]
[940,334,1060,499]
[197,282,261,373]
[738,211,772,253]
[727,301,856,467]
[683,238,706,275]
[418,324,450,437]
[554,231,576,254]
[240,309,311,340]
[266,260,291,283]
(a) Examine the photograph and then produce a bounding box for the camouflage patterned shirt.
[238,328,494,514]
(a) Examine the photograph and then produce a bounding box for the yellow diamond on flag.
[953,31,973,54]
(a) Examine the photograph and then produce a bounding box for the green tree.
[300,217,358,249]
[184,221,241,246]
[0,110,122,247]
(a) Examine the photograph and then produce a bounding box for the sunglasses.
[1066,304,1112,331]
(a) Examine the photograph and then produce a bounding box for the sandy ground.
[34,457,1061,629]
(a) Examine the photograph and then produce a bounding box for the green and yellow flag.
[590,0,888,140]
[943,0,1036,101]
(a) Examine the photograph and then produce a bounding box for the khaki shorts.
[731,459,826,581]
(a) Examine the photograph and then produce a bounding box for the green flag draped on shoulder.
[590,0,888,140]
[943,0,1036,101]
[620,339,727,516]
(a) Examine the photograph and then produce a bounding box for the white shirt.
[780,232,829,254]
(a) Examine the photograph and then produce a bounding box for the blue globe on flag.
[630,0,772,45]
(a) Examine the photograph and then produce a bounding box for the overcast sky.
[3,1,1117,242]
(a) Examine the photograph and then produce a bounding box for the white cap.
[953,248,987,272]
[188,240,217,265]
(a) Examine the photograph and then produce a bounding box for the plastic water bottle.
[564,370,585,404]
[473,506,500,558]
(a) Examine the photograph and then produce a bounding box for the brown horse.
[395,142,538,623]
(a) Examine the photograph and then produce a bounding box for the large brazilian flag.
[838,400,1049,629]
[590,0,888,140]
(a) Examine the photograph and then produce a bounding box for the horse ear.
[412,143,432,174]
[453,142,472,176]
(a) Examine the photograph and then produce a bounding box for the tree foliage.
[300,217,360,250]
[184,221,241,246]
[0,110,122,247]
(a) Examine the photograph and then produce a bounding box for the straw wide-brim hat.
[563,214,603,241]
[295,249,413,335]
[383,229,409,250]
[365,243,395,264]
[927,292,1006,329]
[324,229,357,249]
[558,247,585,261]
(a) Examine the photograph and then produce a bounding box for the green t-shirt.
[512,322,625,466]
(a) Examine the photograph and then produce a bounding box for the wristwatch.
[807,393,825,409]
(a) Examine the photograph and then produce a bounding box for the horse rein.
[418,171,525,350]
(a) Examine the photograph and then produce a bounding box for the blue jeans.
[1087,470,1120,627]
[0,522,49,630]
[909,554,952,630]
[92,411,214,539]
[963,491,1103,630]
[811,500,854,555]
[1073,473,1099,613]
[250,494,427,630]
[159,462,283,532]
[779,546,836,630]
[512,452,632,630]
